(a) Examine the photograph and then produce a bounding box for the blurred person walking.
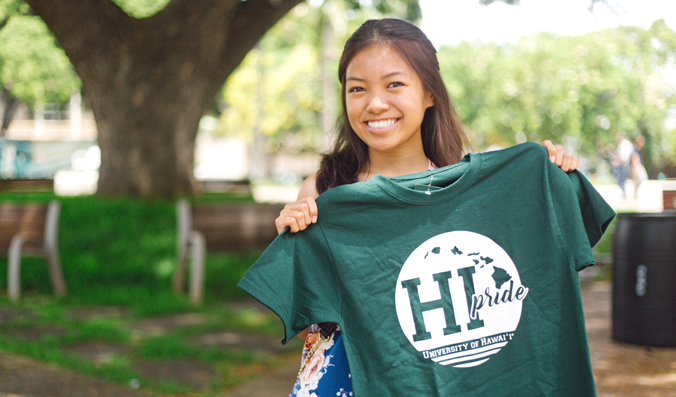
[630,135,648,198]
[611,133,634,198]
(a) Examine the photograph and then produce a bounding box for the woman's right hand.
[275,174,320,234]
[275,196,319,234]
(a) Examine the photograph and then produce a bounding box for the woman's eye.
[348,86,364,93]
[388,82,404,88]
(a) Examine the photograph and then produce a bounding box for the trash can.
[612,212,676,347]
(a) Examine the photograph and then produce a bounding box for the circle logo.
[394,231,529,368]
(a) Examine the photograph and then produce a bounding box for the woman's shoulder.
[298,173,320,200]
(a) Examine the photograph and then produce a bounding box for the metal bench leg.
[8,233,29,302]
[44,201,66,298]
[189,231,206,304]
[174,199,191,293]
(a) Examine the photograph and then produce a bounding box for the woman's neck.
[359,149,430,181]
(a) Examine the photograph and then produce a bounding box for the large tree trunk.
[24,0,303,197]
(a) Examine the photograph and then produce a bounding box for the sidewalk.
[593,179,665,213]
[217,359,298,397]
[0,352,157,397]
[583,281,676,396]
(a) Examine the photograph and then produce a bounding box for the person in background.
[274,18,579,397]
[630,135,648,198]
[611,133,634,198]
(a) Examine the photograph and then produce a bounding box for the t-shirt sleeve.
[547,161,616,271]
[237,225,342,344]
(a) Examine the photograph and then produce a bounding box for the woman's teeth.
[367,119,397,128]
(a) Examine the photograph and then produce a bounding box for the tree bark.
[24,0,303,197]
[0,88,19,137]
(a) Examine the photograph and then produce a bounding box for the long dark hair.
[315,18,469,194]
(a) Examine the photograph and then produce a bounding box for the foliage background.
[438,20,676,176]
[0,0,675,176]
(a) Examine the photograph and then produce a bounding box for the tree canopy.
[0,0,79,134]
[438,20,676,176]
[0,14,79,106]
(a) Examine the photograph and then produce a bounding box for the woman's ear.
[425,91,434,108]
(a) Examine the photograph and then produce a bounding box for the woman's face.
[344,45,434,157]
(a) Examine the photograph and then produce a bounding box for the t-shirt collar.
[369,152,481,204]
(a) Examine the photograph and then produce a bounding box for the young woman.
[274,18,578,397]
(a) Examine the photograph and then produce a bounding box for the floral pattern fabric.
[289,324,353,397]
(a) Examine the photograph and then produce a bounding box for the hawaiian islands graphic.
[425,246,511,289]
[491,266,511,289]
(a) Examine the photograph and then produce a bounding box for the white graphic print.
[395,231,529,368]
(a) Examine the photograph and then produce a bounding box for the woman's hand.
[275,174,320,234]
[543,140,578,172]
[275,196,319,234]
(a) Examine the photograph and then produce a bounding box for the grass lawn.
[0,191,298,395]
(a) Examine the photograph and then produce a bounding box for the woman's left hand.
[543,140,578,172]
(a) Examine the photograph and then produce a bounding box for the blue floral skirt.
[289,324,353,397]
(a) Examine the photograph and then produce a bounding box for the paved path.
[217,358,299,397]
[592,180,665,213]
[583,282,676,396]
[0,353,156,397]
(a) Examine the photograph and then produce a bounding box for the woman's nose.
[366,94,389,113]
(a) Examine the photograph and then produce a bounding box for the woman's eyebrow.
[381,71,405,79]
[346,71,405,82]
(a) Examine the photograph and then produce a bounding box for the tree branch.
[24,0,132,52]
[219,0,304,81]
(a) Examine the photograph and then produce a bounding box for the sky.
[420,0,676,48]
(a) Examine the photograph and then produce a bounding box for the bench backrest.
[0,179,54,193]
[182,201,284,252]
[0,203,48,252]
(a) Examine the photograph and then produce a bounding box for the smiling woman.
[266,17,579,397]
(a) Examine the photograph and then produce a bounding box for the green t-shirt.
[239,142,615,396]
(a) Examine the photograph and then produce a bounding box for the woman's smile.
[366,118,399,131]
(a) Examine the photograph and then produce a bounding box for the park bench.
[0,201,66,301]
[174,199,284,303]
[0,179,54,193]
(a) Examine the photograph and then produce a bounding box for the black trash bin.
[612,212,676,347]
